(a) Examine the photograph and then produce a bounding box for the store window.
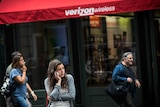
[15,20,69,89]
[83,14,136,87]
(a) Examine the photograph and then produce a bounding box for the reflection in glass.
[83,15,135,87]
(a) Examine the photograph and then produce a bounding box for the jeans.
[14,96,28,107]
[26,98,32,107]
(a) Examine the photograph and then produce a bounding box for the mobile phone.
[55,72,59,76]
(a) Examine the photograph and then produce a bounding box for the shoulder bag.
[105,63,129,98]
[105,80,129,98]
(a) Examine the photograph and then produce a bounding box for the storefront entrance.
[81,14,142,107]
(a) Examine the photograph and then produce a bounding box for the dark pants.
[109,92,135,107]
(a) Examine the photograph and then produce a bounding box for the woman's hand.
[54,72,61,81]
[54,72,62,86]
[31,91,38,101]
[47,95,53,101]
[21,65,27,72]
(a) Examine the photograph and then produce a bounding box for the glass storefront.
[15,20,69,89]
[83,13,137,87]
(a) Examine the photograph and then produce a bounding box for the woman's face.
[55,64,65,78]
[19,57,25,67]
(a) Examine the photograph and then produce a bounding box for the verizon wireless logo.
[65,6,115,16]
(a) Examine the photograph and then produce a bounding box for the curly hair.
[47,59,68,91]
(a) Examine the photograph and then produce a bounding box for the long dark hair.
[47,59,68,91]
[12,54,23,68]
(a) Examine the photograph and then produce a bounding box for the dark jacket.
[112,63,137,97]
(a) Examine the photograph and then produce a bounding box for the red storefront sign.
[0,0,160,24]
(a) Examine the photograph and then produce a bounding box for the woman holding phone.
[44,59,76,107]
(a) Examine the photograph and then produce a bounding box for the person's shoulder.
[66,74,75,84]
[10,68,17,72]
[44,77,49,85]
[114,63,124,71]
[44,77,49,82]
[7,63,12,69]
[66,73,73,77]
[115,63,123,67]
[115,63,122,68]
[10,68,20,75]
[66,74,74,80]
[5,63,12,75]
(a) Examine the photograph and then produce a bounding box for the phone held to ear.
[55,72,59,76]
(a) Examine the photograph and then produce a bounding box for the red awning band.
[0,0,160,24]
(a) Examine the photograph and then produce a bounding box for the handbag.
[105,63,130,98]
[105,80,129,98]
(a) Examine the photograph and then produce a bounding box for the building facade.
[0,2,160,107]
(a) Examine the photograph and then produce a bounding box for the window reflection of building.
[54,46,68,65]
[84,15,134,87]
[16,21,69,89]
